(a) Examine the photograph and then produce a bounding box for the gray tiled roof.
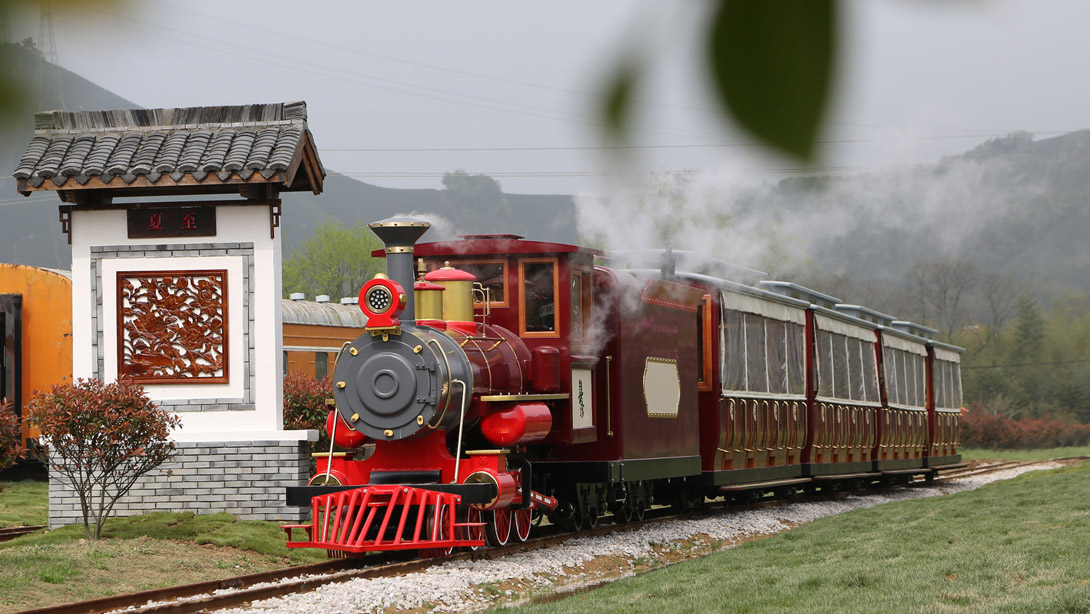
[13,101,324,189]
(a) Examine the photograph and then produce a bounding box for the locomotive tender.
[283,217,963,555]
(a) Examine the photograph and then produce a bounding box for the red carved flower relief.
[117,270,229,384]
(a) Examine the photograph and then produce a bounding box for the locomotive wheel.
[463,507,484,551]
[560,511,584,532]
[512,508,533,542]
[635,504,646,521]
[485,508,512,547]
[421,503,453,558]
[582,509,599,530]
[614,501,634,524]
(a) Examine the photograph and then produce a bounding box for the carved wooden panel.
[117,270,229,384]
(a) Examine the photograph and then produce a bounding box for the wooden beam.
[18,170,285,195]
[301,138,324,195]
[49,199,281,212]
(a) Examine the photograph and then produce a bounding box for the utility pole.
[0,5,12,45]
[38,2,64,109]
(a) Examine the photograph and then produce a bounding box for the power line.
[157,0,729,119]
[71,8,709,142]
[322,131,1073,153]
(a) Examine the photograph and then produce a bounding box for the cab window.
[571,269,593,349]
[459,260,507,306]
[520,258,558,336]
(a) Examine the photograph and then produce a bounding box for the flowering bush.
[284,372,332,450]
[0,398,21,471]
[961,404,1090,449]
[26,378,180,539]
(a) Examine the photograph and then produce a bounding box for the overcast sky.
[16,0,1090,195]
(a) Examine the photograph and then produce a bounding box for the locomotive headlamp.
[364,285,394,312]
[359,275,407,338]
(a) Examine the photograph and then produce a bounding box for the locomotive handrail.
[472,283,493,320]
[480,393,570,402]
[320,400,341,485]
[451,378,469,484]
[456,336,505,346]
[605,355,614,437]
[425,338,455,429]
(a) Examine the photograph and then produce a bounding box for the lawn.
[960,446,1090,462]
[513,461,1090,614]
[0,482,327,612]
[0,481,47,528]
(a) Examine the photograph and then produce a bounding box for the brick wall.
[48,440,310,529]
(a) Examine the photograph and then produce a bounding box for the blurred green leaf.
[706,0,837,160]
[602,58,638,140]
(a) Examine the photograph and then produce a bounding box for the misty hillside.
[760,131,1090,307]
[279,173,577,253]
[0,43,139,267]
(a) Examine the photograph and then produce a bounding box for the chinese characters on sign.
[126,205,216,239]
[117,270,229,384]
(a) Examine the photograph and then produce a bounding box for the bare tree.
[908,258,978,340]
[980,273,1017,344]
[904,260,932,325]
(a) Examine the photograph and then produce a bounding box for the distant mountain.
[279,173,577,254]
[760,131,1090,304]
[0,43,139,268]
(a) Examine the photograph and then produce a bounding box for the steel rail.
[0,525,46,542]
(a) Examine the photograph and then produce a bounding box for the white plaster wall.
[71,227,94,381]
[70,205,311,443]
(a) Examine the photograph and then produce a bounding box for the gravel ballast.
[164,465,1058,614]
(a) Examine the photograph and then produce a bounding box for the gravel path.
[173,465,1058,614]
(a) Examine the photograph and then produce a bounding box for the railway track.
[13,459,1078,614]
[0,525,45,542]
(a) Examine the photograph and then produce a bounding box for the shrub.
[0,398,21,470]
[284,372,332,450]
[961,403,1090,449]
[25,378,181,539]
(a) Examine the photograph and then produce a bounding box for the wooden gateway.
[13,101,326,527]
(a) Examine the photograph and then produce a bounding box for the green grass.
[0,481,48,527]
[0,506,327,611]
[512,461,1090,614]
[960,446,1090,462]
[1,511,327,563]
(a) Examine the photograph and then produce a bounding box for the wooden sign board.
[127,205,217,239]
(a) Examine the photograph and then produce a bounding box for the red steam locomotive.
[283,217,963,555]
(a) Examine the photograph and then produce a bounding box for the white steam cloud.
[576,149,1045,299]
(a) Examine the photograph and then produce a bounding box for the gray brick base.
[48,440,310,529]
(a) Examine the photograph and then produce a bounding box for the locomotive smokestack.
[368,217,430,322]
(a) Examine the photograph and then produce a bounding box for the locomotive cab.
[414,235,602,447]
